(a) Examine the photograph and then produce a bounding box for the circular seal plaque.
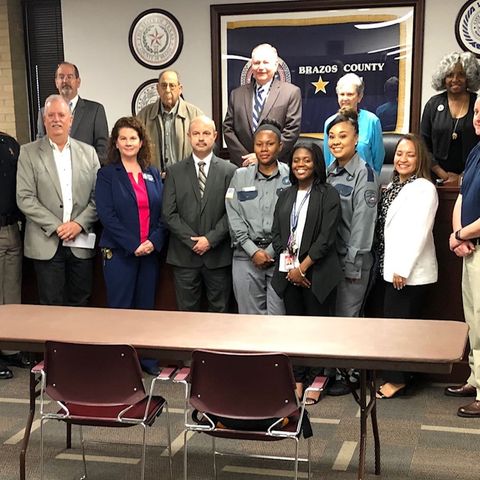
[129,9,183,69]
[456,1,480,57]
[131,79,159,115]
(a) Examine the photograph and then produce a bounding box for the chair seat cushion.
[55,395,166,427]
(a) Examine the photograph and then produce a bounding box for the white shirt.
[292,189,310,264]
[69,95,79,114]
[49,138,73,223]
[193,152,213,177]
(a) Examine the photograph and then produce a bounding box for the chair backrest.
[44,341,145,406]
[189,350,297,420]
[383,132,403,165]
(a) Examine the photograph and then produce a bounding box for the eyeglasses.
[159,83,179,90]
[56,74,77,81]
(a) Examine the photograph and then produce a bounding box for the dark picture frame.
[211,0,425,152]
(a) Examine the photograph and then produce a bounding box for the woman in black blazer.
[271,142,342,402]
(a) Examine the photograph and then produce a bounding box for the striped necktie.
[252,85,265,131]
[198,161,207,198]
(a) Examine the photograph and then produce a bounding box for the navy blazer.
[95,163,166,255]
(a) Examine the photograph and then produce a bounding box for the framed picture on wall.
[455,1,480,57]
[129,9,183,69]
[131,79,159,115]
[211,0,425,150]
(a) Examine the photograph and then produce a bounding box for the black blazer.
[162,154,237,269]
[271,183,342,303]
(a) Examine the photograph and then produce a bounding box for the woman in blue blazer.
[95,116,166,313]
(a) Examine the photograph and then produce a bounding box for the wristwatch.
[454,229,464,241]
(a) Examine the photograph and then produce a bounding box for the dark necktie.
[198,161,206,198]
[252,85,265,131]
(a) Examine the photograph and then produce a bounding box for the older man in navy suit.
[223,43,302,166]
[162,116,237,312]
[37,62,108,162]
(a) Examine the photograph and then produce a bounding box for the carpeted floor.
[1,367,480,479]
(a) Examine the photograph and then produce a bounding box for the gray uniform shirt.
[226,161,291,258]
[327,153,378,279]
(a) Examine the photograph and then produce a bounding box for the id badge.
[279,252,295,272]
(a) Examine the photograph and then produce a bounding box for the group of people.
[0,44,479,419]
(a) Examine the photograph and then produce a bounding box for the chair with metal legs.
[37,340,174,480]
[175,349,327,480]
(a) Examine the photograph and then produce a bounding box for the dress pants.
[232,255,285,315]
[283,284,336,385]
[173,265,231,312]
[463,247,480,400]
[0,223,22,357]
[103,250,158,309]
[33,245,93,306]
[335,253,373,317]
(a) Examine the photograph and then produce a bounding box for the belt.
[253,238,272,249]
[0,215,17,227]
[473,238,480,246]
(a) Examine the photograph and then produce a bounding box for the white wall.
[62,0,469,130]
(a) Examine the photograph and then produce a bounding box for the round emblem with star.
[129,9,183,69]
[131,79,159,115]
[455,1,480,57]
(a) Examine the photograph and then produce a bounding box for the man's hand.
[252,249,274,269]
[191,236,211,255]
[241,153,258,167]
[57,221,82,241]
[134,240,154,256]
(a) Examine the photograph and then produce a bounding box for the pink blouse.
[128,172,150,243]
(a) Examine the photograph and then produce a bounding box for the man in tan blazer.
[17,94,100,306]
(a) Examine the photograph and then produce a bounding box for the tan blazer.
[16,137,100,260]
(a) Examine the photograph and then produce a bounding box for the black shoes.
[2,352,33,369]
[0,362,13,379]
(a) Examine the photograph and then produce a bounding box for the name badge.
[279,252,295,272]
[241,186,256,192]
[143,173,154,182]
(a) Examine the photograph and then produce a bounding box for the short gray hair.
[44,94,69,112]
[336,73,365,97]
[251,43,278,63]
[431,51,480,91]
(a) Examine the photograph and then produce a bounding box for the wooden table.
[0,304,468,480]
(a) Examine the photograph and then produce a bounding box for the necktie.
[252,85,265,131]
[69,101,73,112]
[198,161,206,198]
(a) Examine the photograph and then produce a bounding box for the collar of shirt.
[327,152,361,178]
[160,100,179,118]
[48,137,71,153]
[68,95,79,113]
[254,160,280,180]
[255,79,273,95]
[193,152,213,177]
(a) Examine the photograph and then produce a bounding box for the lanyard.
[290,187,312,233]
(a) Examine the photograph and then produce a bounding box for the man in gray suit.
[37,62,109,162]
[18,95,100,306]
[223,43,302,166]
[162,116,237,312]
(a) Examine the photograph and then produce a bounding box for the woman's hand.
[392,273,407,290]
[134,240,154,256]
[286,267,311,288]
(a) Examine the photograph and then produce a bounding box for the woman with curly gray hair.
[421,52,480,184]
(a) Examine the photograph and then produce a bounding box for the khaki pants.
[463,246,480,401]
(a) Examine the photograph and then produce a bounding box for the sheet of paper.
[62,232,96,249]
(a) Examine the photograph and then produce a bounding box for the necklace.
[452,98,468,140]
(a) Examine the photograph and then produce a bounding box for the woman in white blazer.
[374,133,439,398]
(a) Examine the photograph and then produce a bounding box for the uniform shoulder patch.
[364,189,378,208]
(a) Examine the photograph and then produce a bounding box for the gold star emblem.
[311,76,329,94]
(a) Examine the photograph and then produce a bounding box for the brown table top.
[0,304,468,373]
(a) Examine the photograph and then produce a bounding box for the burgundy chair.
[175,349,327,480]
[37,341,173,480]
